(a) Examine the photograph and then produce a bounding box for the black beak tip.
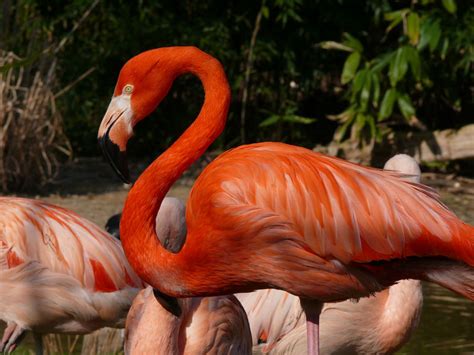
[98,135,131,184]
[153,289,182,317]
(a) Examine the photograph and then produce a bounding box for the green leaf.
[379,89,398,120]
[397,94,416,119]
[351,69,368,102]
[259,115,280,127]
[341,52,361,84]
[261,6,270,19]
[366,114,379,141]
[342,33,363,53]
[384,9,408,21]
[407,12,420,45]
[406,46,421,80]
[440,37,450,59]
[419,19,442,51]
[319,41,354,52]
[386,16,403,33]
[428,20,442,51]
[333,110,356,142]
[354,113,366,138]
[371,71,381,107]
[442,0,457,14]
[389,47,409,86]
[360,73,372,110]
[283,115,316,124]
[372,51,395,72]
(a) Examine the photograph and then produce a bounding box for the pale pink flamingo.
[0,197,144,354]
[98,46,474,355]
[237,154,424,354]
[125,286,252,354]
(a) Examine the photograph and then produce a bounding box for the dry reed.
[0,51,72,191]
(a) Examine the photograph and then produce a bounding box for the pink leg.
[0,322,26,354]
[306,311,320,355]
[300,298,323,355]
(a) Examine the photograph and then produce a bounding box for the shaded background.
[1,0,472,184]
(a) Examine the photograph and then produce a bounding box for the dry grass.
[0,51,72,192]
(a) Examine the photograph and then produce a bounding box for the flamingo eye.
[122,84,134,95]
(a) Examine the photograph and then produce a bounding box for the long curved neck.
[120,48,231,292]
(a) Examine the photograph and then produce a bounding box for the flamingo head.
[98,48,179,183]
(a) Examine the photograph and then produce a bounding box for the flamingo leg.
[306,310,320,355]
[33,333,44,355]
[0,322,26,354]
[300,299,323,355]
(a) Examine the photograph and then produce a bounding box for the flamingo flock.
[0,46,473,355]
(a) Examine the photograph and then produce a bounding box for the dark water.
[399,283,474,354]
[400,190,474,354]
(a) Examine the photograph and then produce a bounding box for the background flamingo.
[125,287,252,354]
[98,46,474,355]
[0,197,144,354]
[238,154,423,354]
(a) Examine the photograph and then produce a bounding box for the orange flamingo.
[0,197,143,354]
[238,154,424,354]
[98,46,474,355]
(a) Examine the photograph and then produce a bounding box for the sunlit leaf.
[341,52,361,84]
[283,115,316,124]
[419,19,442,51]
[442,0,457,14]
[397,93,416,119]
[384,9,408,21]
[386,17,403,33]
[259,115,280,127]
[428,20,442,51]
[407,12,420,45]
[389,47,408,86]
[342,33,363,52]
[319,41,354,52]
[371,71,381,107]
[406,46,421,80]
[440,37,450,59]
[379,88,398,120]
[262,6,270,19]
[334,110,356,142]
[351,69,368,99]
[360,73,372,110]
[372,51,395,72]
[354,113,366,138]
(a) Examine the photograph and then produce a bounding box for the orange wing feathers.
[189,142,472,266]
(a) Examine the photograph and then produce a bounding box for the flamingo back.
[190,143,473,267]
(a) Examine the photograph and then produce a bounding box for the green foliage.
[325,0,473,145]
[1,0,472,157]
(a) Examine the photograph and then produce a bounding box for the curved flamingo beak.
[98,95,134,184]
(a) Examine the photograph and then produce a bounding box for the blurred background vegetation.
[0,0,473,190]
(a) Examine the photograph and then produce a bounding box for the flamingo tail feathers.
[421,258,474,301]
[360,255,474,301]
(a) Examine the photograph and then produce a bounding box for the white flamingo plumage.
[0,197,144,354]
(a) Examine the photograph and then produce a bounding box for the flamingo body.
[140,142,473,300]
[0,197,143,352]
[237,154,424,354]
